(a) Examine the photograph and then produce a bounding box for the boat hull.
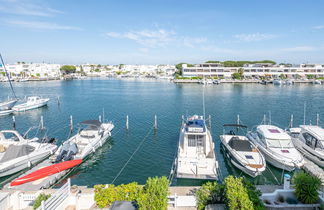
[0,100,17,111]
[0,109,14,116]
[10,159,82,186]
[13,99,49,112]
[0,147,56,178]
[292,138,324,168]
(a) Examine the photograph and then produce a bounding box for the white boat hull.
[13,99,49,112]
[0,109,14,116]
[292,138,324,168]
[0,100,17,111]
[0,145,57,177]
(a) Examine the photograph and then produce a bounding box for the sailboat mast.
[0,53,17,99]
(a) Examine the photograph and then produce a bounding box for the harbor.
[0,79,323,186]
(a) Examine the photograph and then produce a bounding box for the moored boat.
[12,96,49,112]
[288,125,324,168]
[0,129,57,177]
[220,124,266,177]
[8,119,114,190]
[176,115,218,180]
[247,124,305,171]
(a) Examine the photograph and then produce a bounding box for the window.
[188,135,196,147]
[302,132,318,149]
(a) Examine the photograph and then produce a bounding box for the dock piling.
[70,115,73,131]
[126,115,129,130]
[57,96,60,105]
[290,114,294,128]
[40,115,44,130]
[154,115,157,130]
[12,116,16,130]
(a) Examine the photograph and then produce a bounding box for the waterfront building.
[181,63,324,78]
[0,63,61,79]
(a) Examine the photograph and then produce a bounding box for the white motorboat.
[247,125,305,171]
[220,124,266,177]
[273,79,283,85]
[176,115,218,180]
[285,80,293,85]
[199,79,213,85]
[7,119,114,190]
[54,120,114,162]
[0,99,17,111]
[288,125,324,168]
[13,96,49,112]
[0,129,57,177]
[313,80,322,85]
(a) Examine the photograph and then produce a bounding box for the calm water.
[0,79,323,187]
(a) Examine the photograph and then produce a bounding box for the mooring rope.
[111,125,154,184]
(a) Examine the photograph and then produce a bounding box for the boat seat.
[0,144,5,153]
[251,148,259,152]
[247,164,263,169]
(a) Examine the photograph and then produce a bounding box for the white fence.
[38,178,71,210]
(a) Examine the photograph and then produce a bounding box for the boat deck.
[4,158,70,191]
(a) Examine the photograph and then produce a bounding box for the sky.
[1,0,324,64]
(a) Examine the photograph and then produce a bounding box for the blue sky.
[1,0,324,64]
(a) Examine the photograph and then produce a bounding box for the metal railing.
[38,178,71,210]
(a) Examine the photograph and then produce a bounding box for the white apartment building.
[182,63,324,78]
[0,63,61,78]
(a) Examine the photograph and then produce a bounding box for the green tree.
[205,61,220,63]
[60,65,76,75]
[232,72,242,80]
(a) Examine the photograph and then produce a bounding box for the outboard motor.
[63,143,78,161]
[55,143,70,162]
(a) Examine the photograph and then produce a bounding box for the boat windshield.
[267,138,294,148]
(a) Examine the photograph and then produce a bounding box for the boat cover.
[228,137,252,152]
[0,145,35,163]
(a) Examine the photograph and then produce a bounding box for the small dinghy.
[0,109,14,116]
[13,96,49,112]
[220,124,266,177]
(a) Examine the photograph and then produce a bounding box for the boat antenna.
[202,85,206,120]
[268,111,271,125]
[316,113,319,126]
[0,53,17,99]
[303,102,306,125]
[237,114,240,125]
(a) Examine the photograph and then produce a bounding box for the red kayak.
[10,159,82,186]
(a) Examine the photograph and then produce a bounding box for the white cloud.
[6,20,81,30]
[0,0,62,16]
[233,33,277,42]
[105,29,175,48]
[281,46,316,52]
[105,28,211,50]
[313,25,324,29]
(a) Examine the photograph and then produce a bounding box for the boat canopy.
[300,125,324,140]
[0,145,35,163]
[80,120,102,127]
[186,119,206,133]
[228,137,253,152]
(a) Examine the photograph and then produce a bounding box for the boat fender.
[92,147,95,152]
[99,140,102,147]
[28,161,31,168]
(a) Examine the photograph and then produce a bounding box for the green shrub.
[94,182,142,208]
[94,177,169,209]
[137,176,169,210]
[293,171,321,204]
[243,179,265,210]
[196,182,225,210]
[224,176,253,210]
[33,193,51,210]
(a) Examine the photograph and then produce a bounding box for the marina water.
[0,79,323,187]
